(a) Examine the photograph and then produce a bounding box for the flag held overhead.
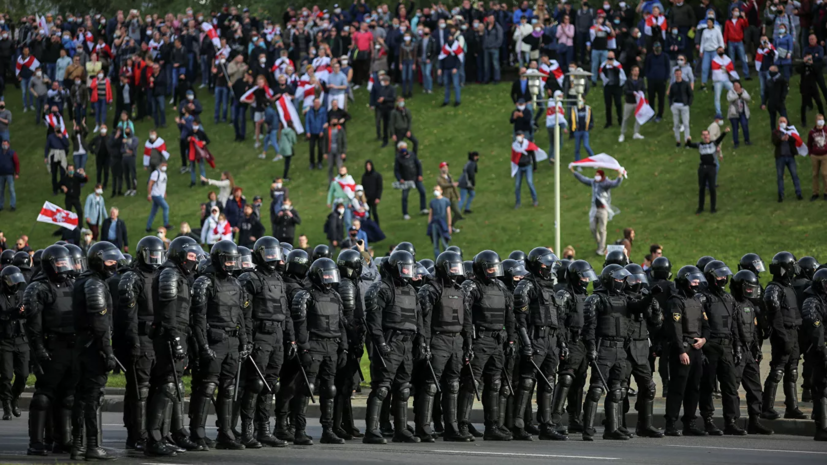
[37,202,79,230]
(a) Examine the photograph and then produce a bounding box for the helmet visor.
[509,263,529,278]
[219,253,240,271]
[750,260,766,273]
[483,262,504,278]
[322,268,341,284]
[142,249,165,266]
[398,263,415,279]
[445,261,465,277]
[99,248,126,265]
[50,257,74,275]
[73,256,88,272]
[626,272,649,287]
[240,256,255,270]
[261,246,283,263]
[2,272,26,287]
[685,272,708,285]
[742,283,762,299]
[580,269,599,282]
[709,266,733,278]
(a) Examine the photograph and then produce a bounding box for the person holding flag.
[16,46,39,112]
[569,165,624,255]
[771,117,804,202]
[619,65,646,142]
[711,46,738,119]
[438,34,463,107]
[546,90,568,164]
[511,131,539,209]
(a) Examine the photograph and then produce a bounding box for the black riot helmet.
[738,253,766,275]
[251,236,283,270]
[473,250,503,280]
[1,266,26,294]
[463,261,474,278]
[386,250,416,281]
[0,249,14,266]
[412,262,431,288]
[55,241,68,246]
[394,242,416,261]
[526,247,558,280]
[285,249,311,278]
[810,268,827,297]
[703,260,733,292]
[675,265,707,296]
[557,259,572,283]
[502,259,529,282]
[769,251,798,281]
[12,252,31,270]
[625,263,649,292]
[136,236,166,270]
[238,246,255,273]
[445,245,463,259]
[603,250,628,267]
[119,254,133,268]
[33,249,43,270]
[210,240,240,276]
[508,250,527,262]
[567,260,598,292]
[167,236,201,275]
[797,256,820,280]
[65,243,86,276]
[601,264,631,294]
[651,256,673,280]
[435,251,464,282]
[280,242,294,254]
[308,258,340,289]
[312,244,332,261]
[730,270,762,302]
[696,256,716,272]
[41,245,74,281]
[87,241,125,278]
[420,259,435,271]
[336,249,363,280]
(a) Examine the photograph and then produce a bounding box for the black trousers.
[699,340,740,423]
[377,108,392,143]
[64,197,83,223]
[464,332,505,391]
[698,164,717,211]
[283,156,292,179]
[367,196,380,225]
[768,327,800,377]
[603,85,623,125]
[735,348,763,418]
[309,135,323,165]
[74,345,109,439]
[0,337,29,403]
[665,346,704,424]
[425,333,463,386]
[624,340,656,402]
[191,335,239,440]
[648,79,666,118]
[393,131,419,155]
[179,140,189,168]
[95,155,109,188]
[110,158,124,194]
[50,160,65,194]
[242,324,285,425]
[590,340,627,392]
[801,91,825,127]
[124,335,154,441]
[559,338,588,418]
[370,334,414,391]
[123,156,137,191]
[297,338,339,430]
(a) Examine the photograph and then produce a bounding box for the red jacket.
[808,127,827,156]
[723,18,748,44]
[89,78,113,103]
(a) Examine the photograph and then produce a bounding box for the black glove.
[586,345,597,363]
[287,341,298,359]
[337,348,349,369]
[102,352,117,372]
[520,342,534,357]
[300,349,313,367]
[201,347,216,362]
[34,346,51,363]
[734,345,743,366]
[130,344,142,359]
[504,341,516,358]
[420,344,432,361]
[463,347,474,363]
[171,338,186,361]
[559,343,569,361]
[239,343,252,359]
[378,342,392,357]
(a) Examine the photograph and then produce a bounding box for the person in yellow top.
[570,98,595,162]
[436,161,463,233]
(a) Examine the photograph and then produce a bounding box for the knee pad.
[374,386,390,401]
[538,377,555,394]
[786,368,799,383]
[138,386,150,402]
[160,383,178,400]
[395,382,411,400]
[31,394,51,411]
[609,389,623,403]
[490,378,502,393]
[247,378,265,395]
[305,383,315,397]
[586,386,604,403]
[321,383,336,399]
[646,380,657,399]
[61,395,74,410]
[273,380,281,396]
[423,383,438,397]
[221,385,235,400]
[519,377,535,392]
[446,380,460,395]
[559,373,574,389]
[769,368,784,384]
[198,382,217,398]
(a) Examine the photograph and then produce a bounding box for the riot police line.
[1,239,826,460]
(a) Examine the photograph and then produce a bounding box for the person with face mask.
[599,52,625,128]
[438,34,462,106]
[121,127,139,196]
[427,185,453,258]
[570,167,623,255]
[570,97,596,161]
[771,117,803,202]
[83,183,108,240]
[798,54,824,129]
[807,114,827,201]
[685,127,729,213]
[146,162,171,232]
[390,96,419,154]
[771,7,794,80]
[0,265,29,422]
[72,241,125,460]
[325,201,347,250]
[90,71,112,133]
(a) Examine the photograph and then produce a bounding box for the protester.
[436,161,462,233]
[120,126,139,196]
[726,80,751,148]
[427,184,452,258]
[44,125,70,195]
[457,151,479,214]
[513,131,538,208]
[201,170,234,205]
[771,117,803,202]
[393,141,426,220]
[686,127,729,213]
[273,197,301,245]
[238,203,265,248]
[324,201,346,249]
[808,115,827,201]
[361,160,383,226]
[764,65,788,131]
[390,96,418,154]
[0,139,18,212]
[83,183,107,240]
[570,167,624,255]
[100,207,128,252]
[323,116,348,180]
[59,164,87,218]
[619,65,645,142]
[145,161,170,232]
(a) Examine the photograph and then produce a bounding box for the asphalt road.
[0,412,824,465]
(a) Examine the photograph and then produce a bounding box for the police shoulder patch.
[100,309,108,315]
[815,320,822,327]
[672,313,681,322]
[703,312,708,321]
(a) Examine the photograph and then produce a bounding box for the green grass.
[3,71,822,278]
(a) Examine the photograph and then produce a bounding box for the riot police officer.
[73,241,124,461]
[145,236,202,456]
[415,251,472,442]
[794,257,819,403]
[513,248,568,441]
[622,263,664,438]
[0,266,28,421]
[312,244,333,261]
[333,249,366,440]
[730,270,774,435]
[762,252,807,420]
[552,260,597,435]
[650,257,676,397]
[604,250,629,267]
[118,236,165,451]
[698,260,743,435]
[459,250,515,441]
[291,258,349,445]
[800,268,827,441]
[0,250,14,268]
[664,266,709,437]
[554,259,572,293]
[190,240,250,450]
[363,250,422,444]
[24,245,77,455]
[65,244,87,278]
[238,237,294,448]
[498,259,528,437]
[12,252,33,284]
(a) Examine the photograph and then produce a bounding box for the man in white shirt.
[145,161,170,232]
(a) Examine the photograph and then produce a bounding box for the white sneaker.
[353,84,361,90]
[618,135,625,142]
[23,107,27,113]
[272,155,283,162]
[93,125,99,133]
[633,133,645,140]
[419,209,429,215]
[199,84,206,89]
[680,125,685,132]
[452,228,461,233]
[403,214,411,220]
[254,141,261,149]
[169,98,175,105]
[258,153,265,159]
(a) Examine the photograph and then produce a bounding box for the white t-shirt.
[149,169,168,197]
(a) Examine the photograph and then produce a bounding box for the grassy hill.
[2,71,823,271]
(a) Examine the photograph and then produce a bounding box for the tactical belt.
[708,337,732,346]
[385,329,416,342]
[600,339,626,347]
[532,326,557,339]
[223,328,240,337]
[309,336,342,342]
[475,326,505,338]
[433,331,461,337]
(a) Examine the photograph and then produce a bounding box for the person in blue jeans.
[438,36,462,106]
[771,117,803,202]
[483,18,503,84]
[188,120,210,187]
[726,81,751,148]
[427,185,452,259]
[17,47,36,111]
[570,100,595,161]
[458,151,479,214]
[0,139,18,211]
[146,162,171,231]
[212,60,230,123]
[513,131,538,208]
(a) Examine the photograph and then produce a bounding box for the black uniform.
[650,279,676,395]
[513,275,567,438]
[763,279,804,418]
[118,266,158,447]
[664,290,709,432]
[274,273,310,441]
[416,278,472,440]
[238,267,294,445]
[333,273,366,439]
[0,281,28,419]
[733,295,765,423]
[25,274,77,454]
[190,269,250,447]
[622,290,662,436]
[800,286,827,441]
[699,287,742,430]
[553,285,589,432]
[792,276,813,402]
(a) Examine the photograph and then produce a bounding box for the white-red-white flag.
[539,60,565,88]
[756,44,775,72]
[38,15,49,34]
[438,41,465,62]
[37,202,79,230]
[45,113,67,136]
[510,139,548,177]
[568,153,628,177]
[276,94,304,134]
[143,137,170,167]
[781,125,808,156]
[367,75,375,92]
[634,91,654,125]
[201,22,221,49]
[15,55,39,76]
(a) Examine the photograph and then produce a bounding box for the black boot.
[189,383,214,445]
[664,418,682,436]
[457,388,476,442]
[239,387,262,449]
[52,405,73,453]
[538,387,566,440]
[85,416,115,461]
[11,397,20,417]
[27,400,49,456]
[567,386,584,433]
[69,401,86,460]
[483,384,511,441]
[783,381,807,419]
[683,420,708,436]
[603,400,629,440]
[512,379,535,441]
[320,397,345,444]
[635,398,663,438]
[704,417,723,436]
[551,379,570,434]
[414,385,436,442]
[747,415,774,435]
[144,385,177,457]
[216,390,245,450]
[363,391,388,444]
[802,388,812,403]
[443,388,471,442]
[392,390,420,443]
[617,393,633,438]
[815,397,827,441]
[582,397,597,441]
[240,419,262,448]
[133,392,148,451]
[342,394,363,438]
[275,412,295,442]
[761,379,780,420]
[333,390,352,439]
[723,419,747,436]
[292,396,314,446]
[380,394,394,437]
[2,401,11,420]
